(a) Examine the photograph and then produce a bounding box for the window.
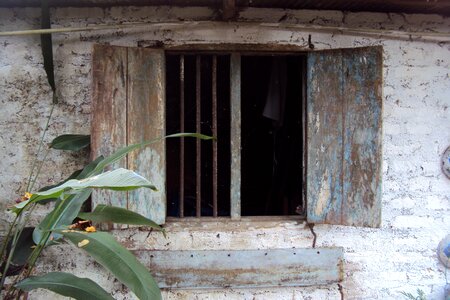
[91,44,382,228]
[165,53,305,218]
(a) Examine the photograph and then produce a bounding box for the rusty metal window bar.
[166,53,305,218]
[166,54,231,217]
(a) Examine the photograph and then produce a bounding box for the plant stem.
[0,224,21,289]
[0,213,19,283]
[26,102,55,192]
[2,97,55,292]
[0,204,30,291]
[29,149,50,192]
[0,213,19,261]
[22,98,57,268]
[0,200,38,289]
[24,194,68,278]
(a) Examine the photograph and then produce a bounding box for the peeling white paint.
[315,113,320,131]
[316,170,331,217]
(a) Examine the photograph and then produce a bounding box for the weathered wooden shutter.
[306,46,382,227]
[91,44,166,225]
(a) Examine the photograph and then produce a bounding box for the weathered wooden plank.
[306,47,382,228]
[341,47,382,227]
[306,49,344,225]
[127,47,166,225]
[138,248,343,289]
[230,53,241,220]
[91,44,128,214]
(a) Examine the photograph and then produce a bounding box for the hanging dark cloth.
[263,57,301,215]
[263,57,287,127]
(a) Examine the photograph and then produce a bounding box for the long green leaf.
[33,189,92,245]
[40,0,56,99]
[13,166,153,215]
[36,169,82,205]
[16,272,113,300]
[32,168,156,202]
[39,169,82,192]
[50,134,90,151]
[12,134,211,212]
[10,227,35,266]
[77,155,104,179]
[10,200,29,214]
[11,157,104,215]
[62,231,161,300]
[78,204,163,231]
[91,133,213,175]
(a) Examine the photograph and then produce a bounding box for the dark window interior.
[166,54,231,217]
[241,56,304,216]
[166,53,305,218]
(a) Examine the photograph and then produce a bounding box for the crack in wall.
[338,283,344,300]
[307,223,317,248]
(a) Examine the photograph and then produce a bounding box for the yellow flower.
[77,239,90,248]
[85,226,96,233]
[15,192,33,204]
[69,220,91,230]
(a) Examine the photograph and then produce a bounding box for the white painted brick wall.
[0,6,449,300]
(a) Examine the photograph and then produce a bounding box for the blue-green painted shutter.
[307,46,382,227]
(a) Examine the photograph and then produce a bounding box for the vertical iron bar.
[196,55,202,217]
[212,55,218,217]
[230,54,241,220]
[179,55,185,218]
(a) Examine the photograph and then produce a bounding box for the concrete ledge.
[136,248,344,289]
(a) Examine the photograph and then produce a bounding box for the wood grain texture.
[91,44,128,216]
[307,46,382,228]
[230,53,241,220]
[127,47,166,225]
[138,248,343,288]
[306,49,344,225]
[341,47,382,227]
[91,45,166,226]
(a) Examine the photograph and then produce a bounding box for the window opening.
[166,53,305,218]
[241,55,305,216]
[166,54,231,217]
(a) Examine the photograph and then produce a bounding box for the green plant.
[0,133,212,299]
[400,289,427,300]
[0,3,214,297]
